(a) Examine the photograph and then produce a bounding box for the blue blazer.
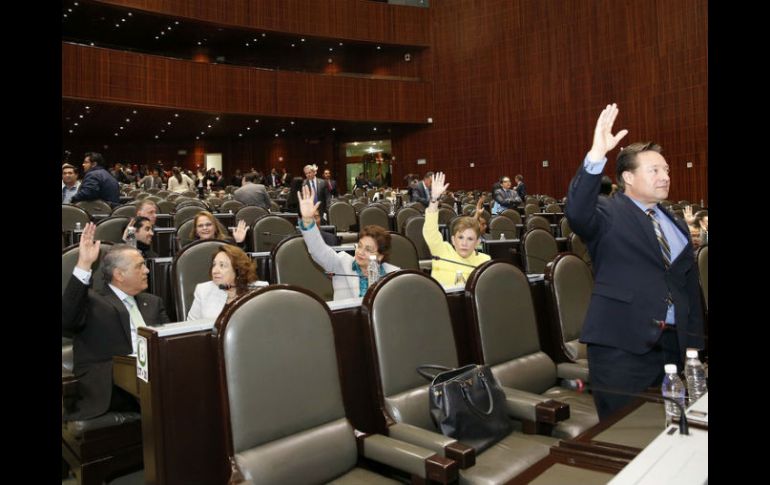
[565,165,704,356]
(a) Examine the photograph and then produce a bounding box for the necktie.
[312,180,318,202]
[646,209,671,268]
[125,296,147,353]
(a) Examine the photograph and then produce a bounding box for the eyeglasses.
[354,243,378,255]
[196,222,214,229]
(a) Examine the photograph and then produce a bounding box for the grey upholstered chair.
[403,216,431,260]
[359,206,390,231]
[386,232,420,271]
[544,254,592,372]
[76,199,113,216]
[328,202,359,243]
[525,215,551,233]
[396,207,421,234]
[500,209,522,226]
[524,203,539,218]
[520,228,558,274]
[62,204,91,233]
[362,270,558,484]
[171,239,231,320]
[465,260,598,439]
[559,217,572,238]
[94,217,130,244]
[173,205,204,228]
[235,206,269,227]
[176,199,208,210]
[157,200,176,214]
[111,204,138,218]
[568,232,592,269]
[437,207,456,226]
[544,203,561,214]
[216,285,457,484]
[175,219,196,251]
[271,235,333,301]
[252,215,297,253]
[488,215,517,241]
[220,199,245,213]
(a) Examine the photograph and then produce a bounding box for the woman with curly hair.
[187,244,262,320]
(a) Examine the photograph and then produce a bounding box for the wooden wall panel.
[63,43,432,123]
[96,0,430,46]
[392,0,708,204]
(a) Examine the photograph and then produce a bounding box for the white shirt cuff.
[72,267,92,285]
[583,154,608,174]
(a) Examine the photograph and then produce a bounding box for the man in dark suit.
[62,223,169,421]
[303,164,332,219]
[410,171,433,206]
[71,152,121,208]
[565,103,704,420]
[322,168,338,197]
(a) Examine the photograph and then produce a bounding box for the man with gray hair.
[303,164,332,218]
[62,223,169,420]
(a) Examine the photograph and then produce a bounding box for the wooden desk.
[113,355,140,398]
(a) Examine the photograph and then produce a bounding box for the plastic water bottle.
[454,270,466,286]
[367,255,380,286]
[661,364,686,426]
[684,349,707,406]
[125,226,137,247]
[499,232,506,240]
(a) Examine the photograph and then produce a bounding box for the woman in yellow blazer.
[423,171,490,286]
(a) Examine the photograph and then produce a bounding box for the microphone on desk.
[324,271,366,279]
[261,231,296,239]
[431,255,478,269]
[560,378,689,435]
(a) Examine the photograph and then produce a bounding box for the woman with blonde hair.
[188,210,248,245]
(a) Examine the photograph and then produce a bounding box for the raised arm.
[64,222,100,333]
[298,185,338,271]
[587,103,628,162]
[423,172,449,254]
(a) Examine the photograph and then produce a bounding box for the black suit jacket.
[62,275,169,420]
[410,182,430,206]
[565,165,704,356]
[304,178,332,217]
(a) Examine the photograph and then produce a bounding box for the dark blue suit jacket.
[71,165,121,207]
[565,165,704,356]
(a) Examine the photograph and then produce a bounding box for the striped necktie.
[646,209,671,268]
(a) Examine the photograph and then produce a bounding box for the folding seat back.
[173,206,203,228]
[500,209,522,225]
[387,232,420,271]
[252,215,297,253]
[235,206,268,227]
[396,206,420,233]
[488,216,517,241]
[62,205,91,232]
[220,200,245,214]
[521,228,558,274]
[271,236,333,301]
[544,254,592,365]
[359,206,390,231]
[218,286,414,484]
[76,200,113,216]
[94,216,130,244]
[403,216,431,260]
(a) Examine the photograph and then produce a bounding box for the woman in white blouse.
[187,244,261,320]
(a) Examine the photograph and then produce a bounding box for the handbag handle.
[416,364,453,381]
[460,372,495,416]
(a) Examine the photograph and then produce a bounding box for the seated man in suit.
[62,223,169,421]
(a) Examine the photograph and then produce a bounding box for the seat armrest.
[556,362,590,382]
[358,433,458,484]
[388,422,475,469]
[502,386,570,425]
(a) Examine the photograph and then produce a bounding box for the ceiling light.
[246,127,250,130]
[328,58,333,63]
[174,21,179,25]
[155,135,159,139]
[373,127,377,131]
[197,41,202,45]
[301,38,305,42]
[63,14,68,18]
[86,106,91,110]
[155,36,159,40]
[121,18,126,22]
[376,46,381,50]
[291,43,295,47]
[332,127,336,131]
[115,24,120,27]
[329,47,333,51]
[79,115,83,118]
[275,133,279,137]
[195,136,199,140]
[127,12,131,16]
[174,113,179,117]
[74,2,79,5]
[161,31,165,35]
[246,43,249,47]
[125,118,130,122]
[161,129,165,133]
[114,133,119,136]
[132,110,136,114]
[68,8,73,13]
[69,129,74,133]
[201,131,205,135]
[167,121,172,125]
[207,124,212,128]
[261,33,266,37]
[339,42,343,46]
[167,26,172,30]
[290,121,295,125]
[238,133,243,137]
[281,128,285,132]
[255,119,259,123]
[119,126,124,130]
[90,42,94,45]
[215,117,220,121]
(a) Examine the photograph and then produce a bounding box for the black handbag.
[417,364,512,452]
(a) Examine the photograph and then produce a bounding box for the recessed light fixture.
[73,123,78,126]
[281,128,285,132]
[195,136,199,140]
[329,47,333,52]
[174,21,179,25]
[290,121,295,125]
[86,106,91,110]
[155,135,159,139]
[167,26,172,30]
[79,115,83,118]
[155,36,159,40]
[332,127,336,131]
[69,129,74,133]
[301,38,305,42]
[373,127,377,131]
[339,42,343,46]
[119,126,124,130]
[261,33,266,37]
[376,46,381,50]
[125,118,130,122]
[161,129,165,133]
[255,119,259,123]
[174,113,179,117]
[215,117,220,121]
[207,124,212,128]
[121,18,126,22]
[200,131,205,135]
[114,133,119,136]
[246,43,250,47]
[90,42,94,45]
[291,43,295,47]
[238,133,243,137]
[63,14,68,18]
[246,127,250,130]
[132,110,136,114]
[275,133,279,137]
[161,31,165,35]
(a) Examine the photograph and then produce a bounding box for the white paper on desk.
[136,335,149,383]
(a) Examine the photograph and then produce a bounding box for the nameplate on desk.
[685,392,708,426]
[148,256,173,263]
[332,244,356,252]
[136,335,149,382]
[152,318,217,337]
[527,273,545,282]
[327,297,362,311]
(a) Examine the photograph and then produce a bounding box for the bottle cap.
[664,364,678,374]
[456,270,463,275]
[686,349,699,358]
